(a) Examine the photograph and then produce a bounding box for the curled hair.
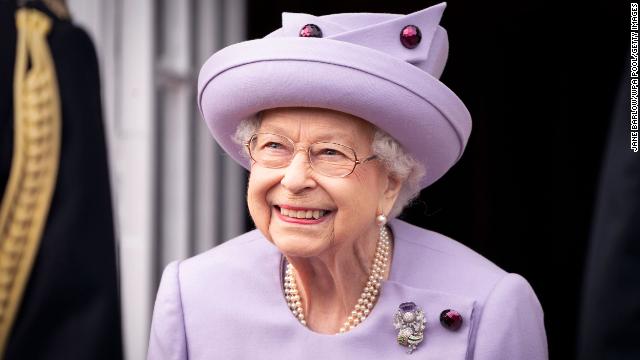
[370,129,425,218]
[233,113,425,218]
[233,112,262,152]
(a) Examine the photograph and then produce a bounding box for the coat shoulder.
[187,229,270,262]
[390,219,507,300]
[177,229,279,289]
[390,220,548,358]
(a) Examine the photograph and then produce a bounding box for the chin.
[269,228,332,259]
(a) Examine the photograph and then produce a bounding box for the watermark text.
[631,4,639,152]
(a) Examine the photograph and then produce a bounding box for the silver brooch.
[393,302,426,354]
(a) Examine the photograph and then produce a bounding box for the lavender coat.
[148,219,548,359]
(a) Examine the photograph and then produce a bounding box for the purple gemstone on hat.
[400,25,422,49]
[399,302,417,312]
[439,309,463,331]
[299,24,323,38]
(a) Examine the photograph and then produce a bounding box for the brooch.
[393,302,426,354]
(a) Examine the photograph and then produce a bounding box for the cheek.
[330,176,381,230]
[247,170,277,231]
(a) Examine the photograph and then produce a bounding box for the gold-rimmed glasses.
[244,132,378,177]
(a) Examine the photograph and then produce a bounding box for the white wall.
[66,0,247,358]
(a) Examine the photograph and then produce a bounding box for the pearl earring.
[376,214,387,226]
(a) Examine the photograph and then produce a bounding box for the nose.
[280,151,316,193]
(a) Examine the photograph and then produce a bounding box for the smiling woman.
[243,108,402,334]
[147,3,548,359]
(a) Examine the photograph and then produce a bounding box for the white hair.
[233,112,425,218]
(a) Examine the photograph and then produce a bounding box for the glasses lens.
[309,142,357,177]
[249,133,294,168]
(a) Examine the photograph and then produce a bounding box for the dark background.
[246,1,627,359]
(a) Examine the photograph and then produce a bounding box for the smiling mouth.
[275,206,332,220]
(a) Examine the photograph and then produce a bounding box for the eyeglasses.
[244,132,378,177]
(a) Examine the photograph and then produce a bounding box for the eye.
[260,141,292,155]
[257,138,293,155]
[265,141,284,149]
[320,148,340,156]
[311,144,352,162]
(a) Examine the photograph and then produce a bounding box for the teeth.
[279,207,327,219]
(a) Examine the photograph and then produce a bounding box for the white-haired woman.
[148,3,547,359]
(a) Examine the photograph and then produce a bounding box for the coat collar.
[269,219,477,357]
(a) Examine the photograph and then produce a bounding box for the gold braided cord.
[0,9,61,355]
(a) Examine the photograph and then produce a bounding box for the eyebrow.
[259,125,356,145]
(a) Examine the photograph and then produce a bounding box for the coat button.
[439,309,463,331]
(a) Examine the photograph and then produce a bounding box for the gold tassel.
[0,8,62,355]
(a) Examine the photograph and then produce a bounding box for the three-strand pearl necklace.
[284,225,391,334]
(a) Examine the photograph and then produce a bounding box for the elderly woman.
[148,3,547,359]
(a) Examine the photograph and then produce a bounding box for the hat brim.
[198,37,471,189]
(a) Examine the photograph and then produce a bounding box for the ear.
[380,173,403,216]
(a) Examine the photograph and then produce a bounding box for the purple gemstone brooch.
[393,302,426,354]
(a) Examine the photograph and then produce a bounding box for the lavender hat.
[198,2,471,189]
